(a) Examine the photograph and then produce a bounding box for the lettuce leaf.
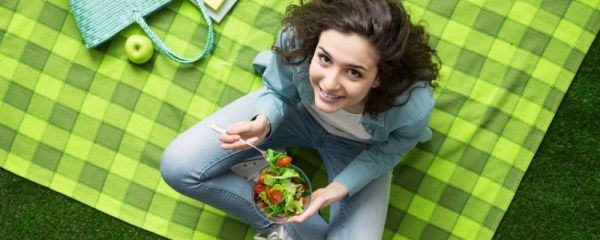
[259,191,272,207]
[263,174,276,186]
[285,196,304,215]
[266,167,300,179]
[266,149,286,167]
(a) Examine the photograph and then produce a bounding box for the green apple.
[125,34,154,64]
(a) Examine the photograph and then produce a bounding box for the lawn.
[1,37,598,240]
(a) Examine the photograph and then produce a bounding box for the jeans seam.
[286,224,303,240]
[196,150,241,180]
[340,204,350,240]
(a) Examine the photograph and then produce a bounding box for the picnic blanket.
[1,0,599,239]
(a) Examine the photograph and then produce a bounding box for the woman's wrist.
[325,181,349,202]
[253,114,271,137]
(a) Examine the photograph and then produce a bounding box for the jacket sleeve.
[334,107,434,197]
[252,29,301,132]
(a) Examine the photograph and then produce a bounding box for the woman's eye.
[348,69,362,78]
[319,54,331,64]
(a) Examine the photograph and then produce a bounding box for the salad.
[253,149,311,219]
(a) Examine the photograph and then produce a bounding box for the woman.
[161,0,440,239]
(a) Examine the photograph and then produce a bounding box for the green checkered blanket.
[1,0,599,239]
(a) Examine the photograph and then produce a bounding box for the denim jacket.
[252,29,434,196]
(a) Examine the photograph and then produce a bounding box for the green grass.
[492,35,600,239]
[1,38,599,240]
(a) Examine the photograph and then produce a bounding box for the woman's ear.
[372,77,381,88]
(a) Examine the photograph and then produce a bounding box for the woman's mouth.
[319,87,342,103]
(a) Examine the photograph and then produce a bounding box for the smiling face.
[309,29,381,114]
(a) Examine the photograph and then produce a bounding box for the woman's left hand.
[286,181,349,223]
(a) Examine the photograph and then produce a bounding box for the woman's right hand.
[218,115,271,151]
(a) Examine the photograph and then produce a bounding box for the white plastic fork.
[210,123,269,162]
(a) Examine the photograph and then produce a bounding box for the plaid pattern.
[0,0,599,239]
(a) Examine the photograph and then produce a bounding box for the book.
[204,0,238,23]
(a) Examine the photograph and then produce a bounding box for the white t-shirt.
[304,103,372,142]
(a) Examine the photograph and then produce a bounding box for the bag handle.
[132,0,214,64]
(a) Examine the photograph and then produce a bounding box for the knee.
[160,144,201,191]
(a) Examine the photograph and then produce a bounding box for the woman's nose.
[322,71,340,90]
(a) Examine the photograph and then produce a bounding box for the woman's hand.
[218,115,271,151]
[286,181,349,223]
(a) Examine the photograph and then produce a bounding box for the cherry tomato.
[257,200,268,209]
[275,156,292,167]
[254,184,265,193]
[269,191,283,204]
[257,174,264,184]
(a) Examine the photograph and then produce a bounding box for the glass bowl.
[251,164,312,223]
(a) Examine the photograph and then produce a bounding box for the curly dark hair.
[275,0,440,116]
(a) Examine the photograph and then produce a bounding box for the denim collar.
[362,111,386,127]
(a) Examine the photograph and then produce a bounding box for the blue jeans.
[160,88,392,240]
